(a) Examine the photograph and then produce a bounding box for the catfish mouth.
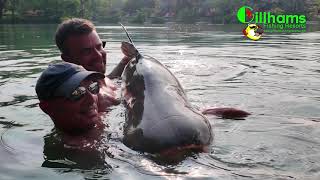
[159,144,209,156]
[149,115,211,155]
[150,144,210,164]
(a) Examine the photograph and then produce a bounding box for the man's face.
[63,31,107,73]
[41,79,101,133]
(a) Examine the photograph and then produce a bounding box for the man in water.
[36,63,105,135]
[55,18,136,111]
[37,63,111,168]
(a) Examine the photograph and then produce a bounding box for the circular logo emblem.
[237,6,254,23]
[242,24,264,41]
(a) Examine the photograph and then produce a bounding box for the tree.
[123,0,155,14]
[79,0,86,18]
[0,0,6,19]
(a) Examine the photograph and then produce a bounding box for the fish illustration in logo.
[242,24,264,41]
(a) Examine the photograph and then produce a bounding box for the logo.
[237,6,307,40]
[242,24,263,41]
[237,6,254,23]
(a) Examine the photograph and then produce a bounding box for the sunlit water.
[0,23,320,179]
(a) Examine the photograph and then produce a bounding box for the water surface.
[0,23,320,179]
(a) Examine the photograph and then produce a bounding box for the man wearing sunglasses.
[36,63,106,135]
[55,18,136,111]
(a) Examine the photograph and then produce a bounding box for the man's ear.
[39,101,52,116]
[61,53,72,63]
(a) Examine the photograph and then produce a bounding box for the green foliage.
[129,10,146,24]
[123,0,155,14]
[0,0,320,24]
[96,10,121,23]
[176,8,199,24]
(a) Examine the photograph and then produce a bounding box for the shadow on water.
[42,129,112,171]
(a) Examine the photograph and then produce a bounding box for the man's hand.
[97,78,120,111]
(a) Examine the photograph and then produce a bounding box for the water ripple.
[0,95,37,107]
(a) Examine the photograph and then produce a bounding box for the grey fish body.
[121,55,213,153]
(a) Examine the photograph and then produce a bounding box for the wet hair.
[55,18,95,54]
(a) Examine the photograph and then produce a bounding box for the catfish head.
[121,41,139,59]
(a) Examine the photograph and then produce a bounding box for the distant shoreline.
[1,21,319,25]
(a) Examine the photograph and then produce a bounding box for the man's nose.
[93,48,104,59]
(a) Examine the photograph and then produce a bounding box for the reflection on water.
[0,23,320,179]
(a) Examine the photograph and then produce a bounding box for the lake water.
[0,23,320,179]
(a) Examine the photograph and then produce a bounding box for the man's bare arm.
[107,56,131,79]
[107,42,137,79]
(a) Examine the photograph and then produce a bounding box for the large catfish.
[120,24,213,155]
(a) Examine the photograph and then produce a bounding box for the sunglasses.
[69,81,100,101]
